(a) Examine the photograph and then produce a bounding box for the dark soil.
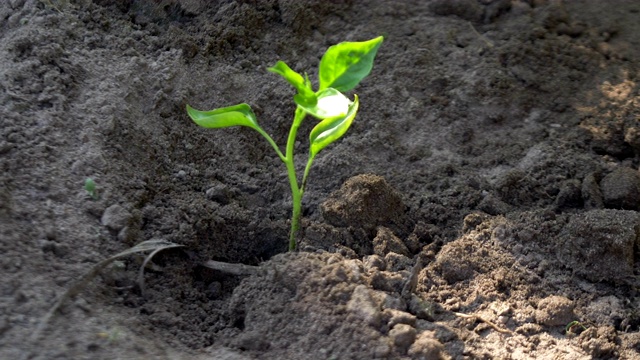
[2,0,640,359]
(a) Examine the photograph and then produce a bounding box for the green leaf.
[309,94,359,157]
[186,103,260,130]
[318,36,384,92]
[268,61,317,105]
[268,61,305,90]
[84,178,96,193]
[298,88,351,120]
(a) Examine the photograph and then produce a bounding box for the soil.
[2,0,640,359]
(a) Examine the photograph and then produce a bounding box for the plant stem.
[285,107,307,251]
[301,155,315,194]
[254,127,286,162]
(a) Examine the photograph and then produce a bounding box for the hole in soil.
[232,315,245,330]
[195,219,289,266]
[193,265,243,300]
[623,316,640,332]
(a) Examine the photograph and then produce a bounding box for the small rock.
[347,285,382,328]
[384,308,417,328]
[408,331,446,360]
[408,294,436,321]
[373,227,410,257]
[578,326,618,358]
[370,270,407,293]
[376,292,407,311]
[535,295,575,327]
[434,242,475,283]
[326,254,343,265]
[384,251,413,272]
[389,323,417,351]
[373,342,391,358]
[477,193,512,215]
[101,204,131,232]
[600,167,640,210]
[148,310,180,328]
[560,209,639,282]
[206,184,231,204]
[363,254,386,271]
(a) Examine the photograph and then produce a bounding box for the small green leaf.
[186,103,260,130]
[309,94,359,157]
[298,88,351,120]
[84,178,96,193]
[268,61,317,105]
[84,178,98,200]
[268,61,305,90]
[319,36,384,92]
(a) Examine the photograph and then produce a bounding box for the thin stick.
[29,240,183,347]
[453,311,513,335]
[138,246,175,297]
[202,260,261,276]
[468,22,494,48]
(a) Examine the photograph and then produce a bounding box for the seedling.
[187,36,384,251]
[84,178,98,200]
[565,320,588,335]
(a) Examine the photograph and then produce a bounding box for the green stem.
[300,155,315,194]
[284,107,307,251]
[254,127,286,162]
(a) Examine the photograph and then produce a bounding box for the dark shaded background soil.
[2,0,640,359]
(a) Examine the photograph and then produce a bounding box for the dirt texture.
[2,0,640,359]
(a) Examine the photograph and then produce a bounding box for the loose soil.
[2,0,640,359]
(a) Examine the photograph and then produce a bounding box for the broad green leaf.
[309,94,359,157]
[268,61,317,105]
[318,36,383,92]
[298,88,351,120]
[186,103,260,130]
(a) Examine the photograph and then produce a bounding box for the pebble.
[408,331,445,359]
[363,254,386,272]
[373,227,410,257]
[101,204,131,232]
[600,167,640,210]
[389,323,416,350]
[384,308,417,328]
[384,252,413,272]
[535,295,575,326]
[205,184,230,204]
[347,285,382,328]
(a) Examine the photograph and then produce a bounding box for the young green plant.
[187,36,383,251]
[84,178,98,200]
